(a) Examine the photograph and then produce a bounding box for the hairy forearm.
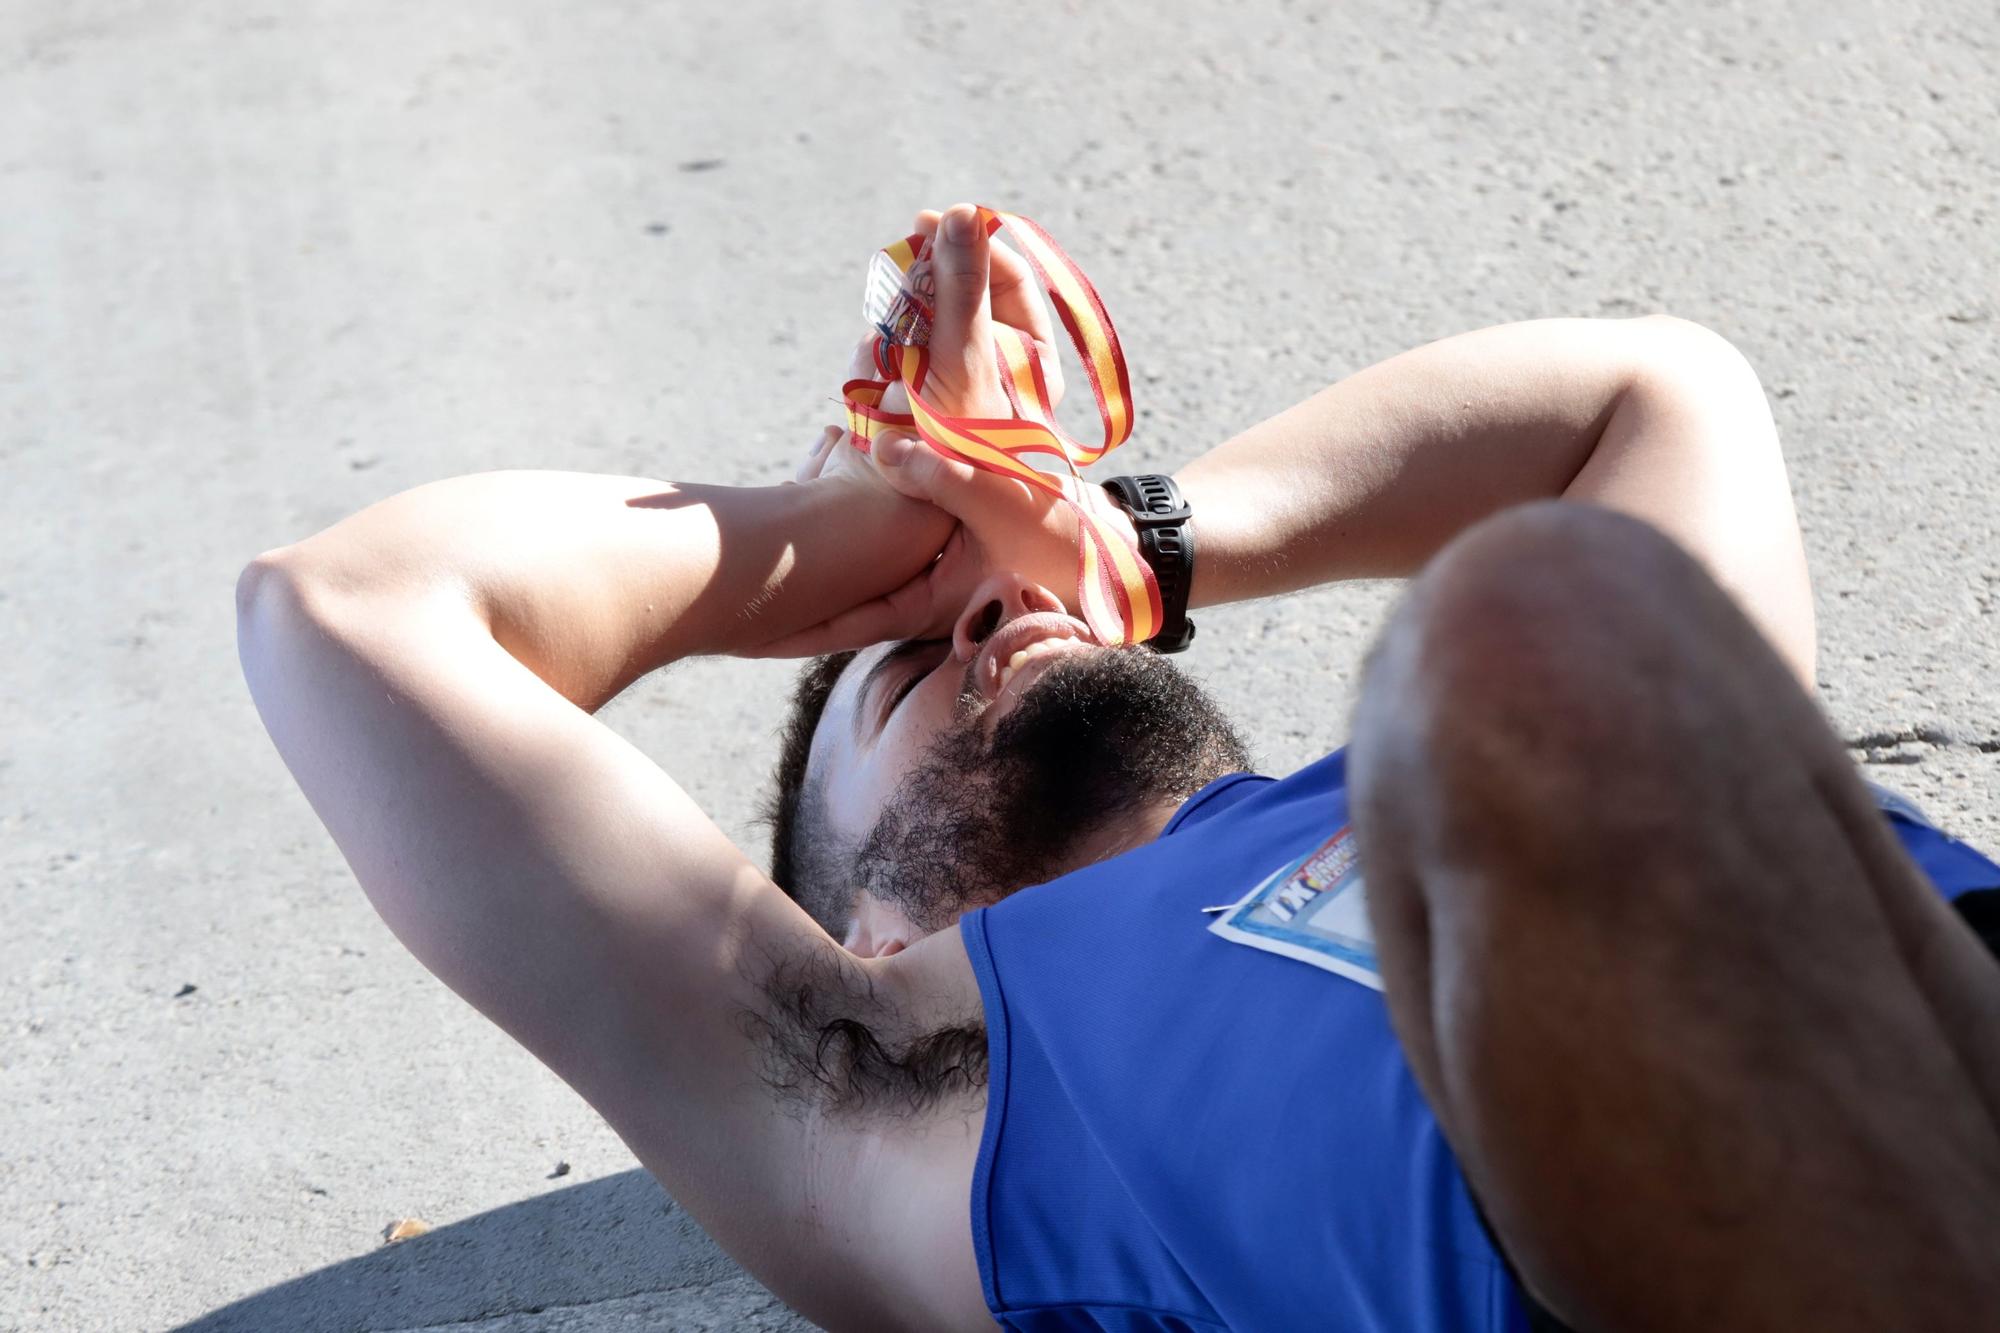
[1178,319,1641,603]
[1181,317,1751,596]
[1177,315,1814,681]
[245,471,941,710]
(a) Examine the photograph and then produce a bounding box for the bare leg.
[1350,502,2000,1333]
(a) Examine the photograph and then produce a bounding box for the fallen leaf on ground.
[383,1217,431,1243]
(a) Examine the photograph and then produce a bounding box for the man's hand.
[754,204,1130,655]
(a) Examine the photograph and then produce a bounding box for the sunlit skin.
[238,193,1883,1328]
[788,208,1181,959]
[810,570,1172,957]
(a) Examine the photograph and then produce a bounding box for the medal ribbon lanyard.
[840,207,1163,647]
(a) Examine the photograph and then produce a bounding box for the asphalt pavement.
[4,1,1996,1328]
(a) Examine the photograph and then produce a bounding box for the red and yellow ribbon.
[840,208,1162,647]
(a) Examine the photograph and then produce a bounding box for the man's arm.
[1178,316,1814,683]
[236,472,980,1330]
[819,315,1813,685]
[247,471,951,711]
[237,206,1066,1332]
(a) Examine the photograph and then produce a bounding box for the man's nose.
[951,573,1066,661]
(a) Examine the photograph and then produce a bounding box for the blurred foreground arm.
[1179,316,1815,682]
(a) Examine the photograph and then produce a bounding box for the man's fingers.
[871,431,968,504]
[871,431,1039,519]
[928,203,997,394]
[844,333,882,382]
[915,206,1048,346]
[916,206,1059,406]
[794,426,842,483]
[987,239,1057,351]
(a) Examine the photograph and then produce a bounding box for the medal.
[839,208,1162,647]
[862,247,935,350]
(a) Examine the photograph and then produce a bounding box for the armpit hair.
[743,944,987,1120]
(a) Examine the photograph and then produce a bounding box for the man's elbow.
[236,549,300,683]
[237,548,292,625]
[235,546,352,681]
[1630,314,1769,407]
[236,547,321,637]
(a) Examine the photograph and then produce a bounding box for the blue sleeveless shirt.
[958,750,2000,1332]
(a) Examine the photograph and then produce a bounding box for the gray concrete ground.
[4,0,1996,1328]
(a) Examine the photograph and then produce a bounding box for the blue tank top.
[958,750,2000,1331]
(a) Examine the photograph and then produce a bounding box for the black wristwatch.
[1101,474,1196,653]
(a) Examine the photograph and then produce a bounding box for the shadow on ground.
[173,1170,786,1332]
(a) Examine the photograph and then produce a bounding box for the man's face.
[804,573,1249,953]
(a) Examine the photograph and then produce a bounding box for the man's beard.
[851,647,1251,933]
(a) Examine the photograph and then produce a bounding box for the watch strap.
[1101,474,1196,652]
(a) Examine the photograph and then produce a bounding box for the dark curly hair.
[763,650,858,930]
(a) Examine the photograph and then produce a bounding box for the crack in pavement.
[1843,726,2000,762]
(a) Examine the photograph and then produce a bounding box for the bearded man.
[238,205,2000,1331]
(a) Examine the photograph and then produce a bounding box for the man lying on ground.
[238,204,2000,1332]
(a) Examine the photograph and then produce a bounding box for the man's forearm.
[1179,318,1662,599]
[248,471,946,710]
[1176,316,1813,679]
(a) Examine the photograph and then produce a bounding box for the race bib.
[1206,826,1382,990]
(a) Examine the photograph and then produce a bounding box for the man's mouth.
[972,612,1097,724]
[997,638,1077,693]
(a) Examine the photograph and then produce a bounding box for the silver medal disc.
[862,250,904,332]
[862,249,933,348]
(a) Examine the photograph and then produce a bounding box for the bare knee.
[1350,501,1827,914]
[1353,504,2000,1333]
[1360,501,1767,745]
